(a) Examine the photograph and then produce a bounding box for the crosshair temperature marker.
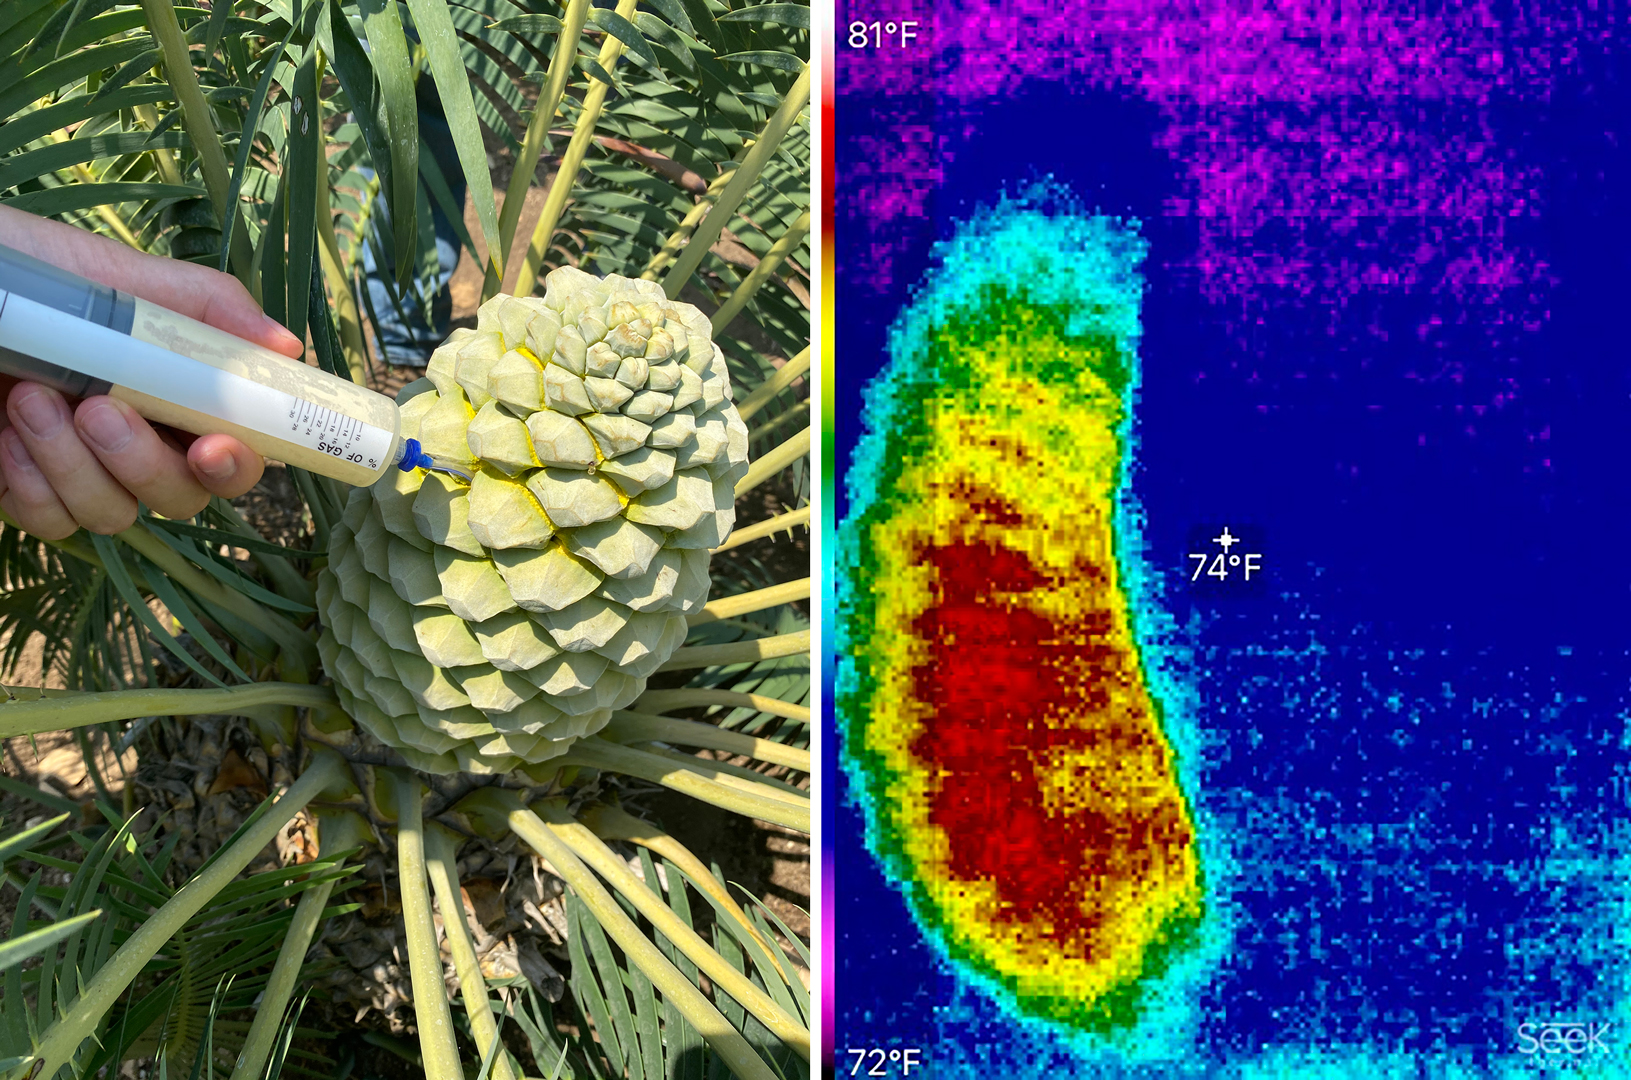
[1189,525,1264,583]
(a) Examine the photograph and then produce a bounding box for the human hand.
[0,205,304,540]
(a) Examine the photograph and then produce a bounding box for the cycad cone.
[316,268,749,774]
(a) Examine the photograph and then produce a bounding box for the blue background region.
[832,54,1631,1076]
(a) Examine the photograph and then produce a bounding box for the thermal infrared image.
[827,2,1631,1076]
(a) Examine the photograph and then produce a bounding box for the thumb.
[130,260,305,360]
[0,204,305,360]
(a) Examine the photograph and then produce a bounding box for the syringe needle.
[422,460,473,482]
[390,436,472,483]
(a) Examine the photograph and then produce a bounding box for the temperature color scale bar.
[820,8,838,1074]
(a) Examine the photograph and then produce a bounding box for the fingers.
[0,428,80,540]
[186,433,265,499]
[75,396,218,519]
[0,386,268,540]
[147,267,305,359]
[0,205,304,359]
[75,400,265,515]
[3,384,137,538]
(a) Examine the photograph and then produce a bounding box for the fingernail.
[79,401,133,452]
[2,429,35,469]
[263,313,301,347]
[198,451,237,482]
[13,385,63,438]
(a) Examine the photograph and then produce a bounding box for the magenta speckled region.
[836,0,1609,330]
[839,0,1594,104]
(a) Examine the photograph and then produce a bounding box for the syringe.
[0,242,470,486]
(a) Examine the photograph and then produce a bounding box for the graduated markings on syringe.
[287,398,388,471]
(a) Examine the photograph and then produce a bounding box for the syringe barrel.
[0,242,133,337]
[0,244,400,487]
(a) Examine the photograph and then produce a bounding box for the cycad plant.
[0,0,810,1076]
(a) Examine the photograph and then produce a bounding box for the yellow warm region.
[858,319,1202,1025]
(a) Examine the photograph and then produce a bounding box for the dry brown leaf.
[278,809,319,865]
[459,877,507,933]
[206,748,268,797]
[709,233,760,270]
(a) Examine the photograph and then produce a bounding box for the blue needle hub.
[394,437,472,482]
